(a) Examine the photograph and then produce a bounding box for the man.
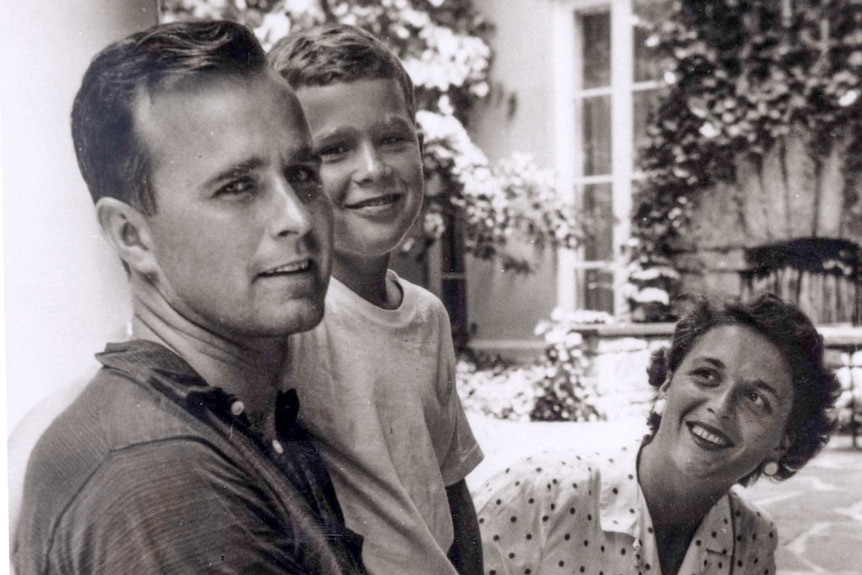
[13,20,365,574]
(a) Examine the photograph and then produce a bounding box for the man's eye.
[286,165,320,184]
[216,178,255,198]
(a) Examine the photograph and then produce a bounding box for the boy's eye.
[318,143,350,160]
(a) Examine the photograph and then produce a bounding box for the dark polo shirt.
[14,339,366,575]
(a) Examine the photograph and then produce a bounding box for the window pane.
[574,268,615,313]
[633,89,662,168]
[582,183,614,262]
[580,12,610,89]
[633,0,674,82]
[581,95,612,175]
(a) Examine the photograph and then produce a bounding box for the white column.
[2,1,159,434]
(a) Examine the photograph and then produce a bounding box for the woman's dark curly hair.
[645,293,840,485]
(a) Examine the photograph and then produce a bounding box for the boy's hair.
[268,24,416,120]
[72,20,268,214]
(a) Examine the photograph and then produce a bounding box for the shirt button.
[230,400,245,416]
[272,439,284,455]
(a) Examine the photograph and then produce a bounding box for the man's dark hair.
[267,24,416,121]
[72,20,267,214]
[646,293,840,485]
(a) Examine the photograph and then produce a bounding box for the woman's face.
[653,324,795,487]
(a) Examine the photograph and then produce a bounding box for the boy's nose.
[355,141,389,182]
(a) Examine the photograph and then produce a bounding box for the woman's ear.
[774,433,791,459]
[96,197,159,277]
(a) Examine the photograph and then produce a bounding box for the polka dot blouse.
[476,440,778,575]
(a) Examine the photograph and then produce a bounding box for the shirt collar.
[96,339,301,437]
[596,434,736,560]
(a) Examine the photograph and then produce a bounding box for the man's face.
[135,72,332,339]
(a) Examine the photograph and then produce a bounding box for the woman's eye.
[691,368,719,385]
[744,390,770,411]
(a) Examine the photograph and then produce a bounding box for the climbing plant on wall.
[628,0,862,320]
[163,0,591,273]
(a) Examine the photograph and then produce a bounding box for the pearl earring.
[762,461,779,477]
[653,398,666,416]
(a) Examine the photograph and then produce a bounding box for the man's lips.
[258,259,312,277]
[343,193,402,209]
[687,422,734,449]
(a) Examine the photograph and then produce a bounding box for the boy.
[269,25,484,575]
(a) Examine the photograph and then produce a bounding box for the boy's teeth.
[348,194,398,208]
[690,424,730,447]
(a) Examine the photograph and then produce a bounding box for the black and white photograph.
[3,1,862,573]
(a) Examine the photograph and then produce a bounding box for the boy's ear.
[95,197,159,277]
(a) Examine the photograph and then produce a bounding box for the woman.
[476,294,839,575]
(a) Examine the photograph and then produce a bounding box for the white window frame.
[553,0,660,315]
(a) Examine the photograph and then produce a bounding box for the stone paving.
[467,415,862,575]
[740,434,862,574]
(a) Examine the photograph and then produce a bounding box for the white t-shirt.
[285,270,484,575]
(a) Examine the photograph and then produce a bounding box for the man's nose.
[268,181,313,238]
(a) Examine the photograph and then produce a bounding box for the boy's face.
[135,72,332,339]
[295,78,424,265]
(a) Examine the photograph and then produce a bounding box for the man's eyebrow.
[206,157,266,188]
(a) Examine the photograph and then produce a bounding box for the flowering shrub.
[163,0,588,273]
[631,0,862,320]
[457,308,614,422]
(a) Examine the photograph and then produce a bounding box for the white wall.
[467,0,559,350]
[3,1,159,434]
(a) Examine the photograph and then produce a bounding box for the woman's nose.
[707,388,735,419]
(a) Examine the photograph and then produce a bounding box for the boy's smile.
[296,78,424,267]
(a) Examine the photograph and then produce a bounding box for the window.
[553,0,669,315]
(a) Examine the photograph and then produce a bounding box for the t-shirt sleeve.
[430,296,484,486]
[46,439,319,575]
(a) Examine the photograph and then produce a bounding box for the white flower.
[839,90,859,107]
[699,122,719,138]
[632,287,670,305]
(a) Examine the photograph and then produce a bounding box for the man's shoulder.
[21,365,207,524]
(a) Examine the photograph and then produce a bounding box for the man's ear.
[96,197,159,276]
[416,129,425,158]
